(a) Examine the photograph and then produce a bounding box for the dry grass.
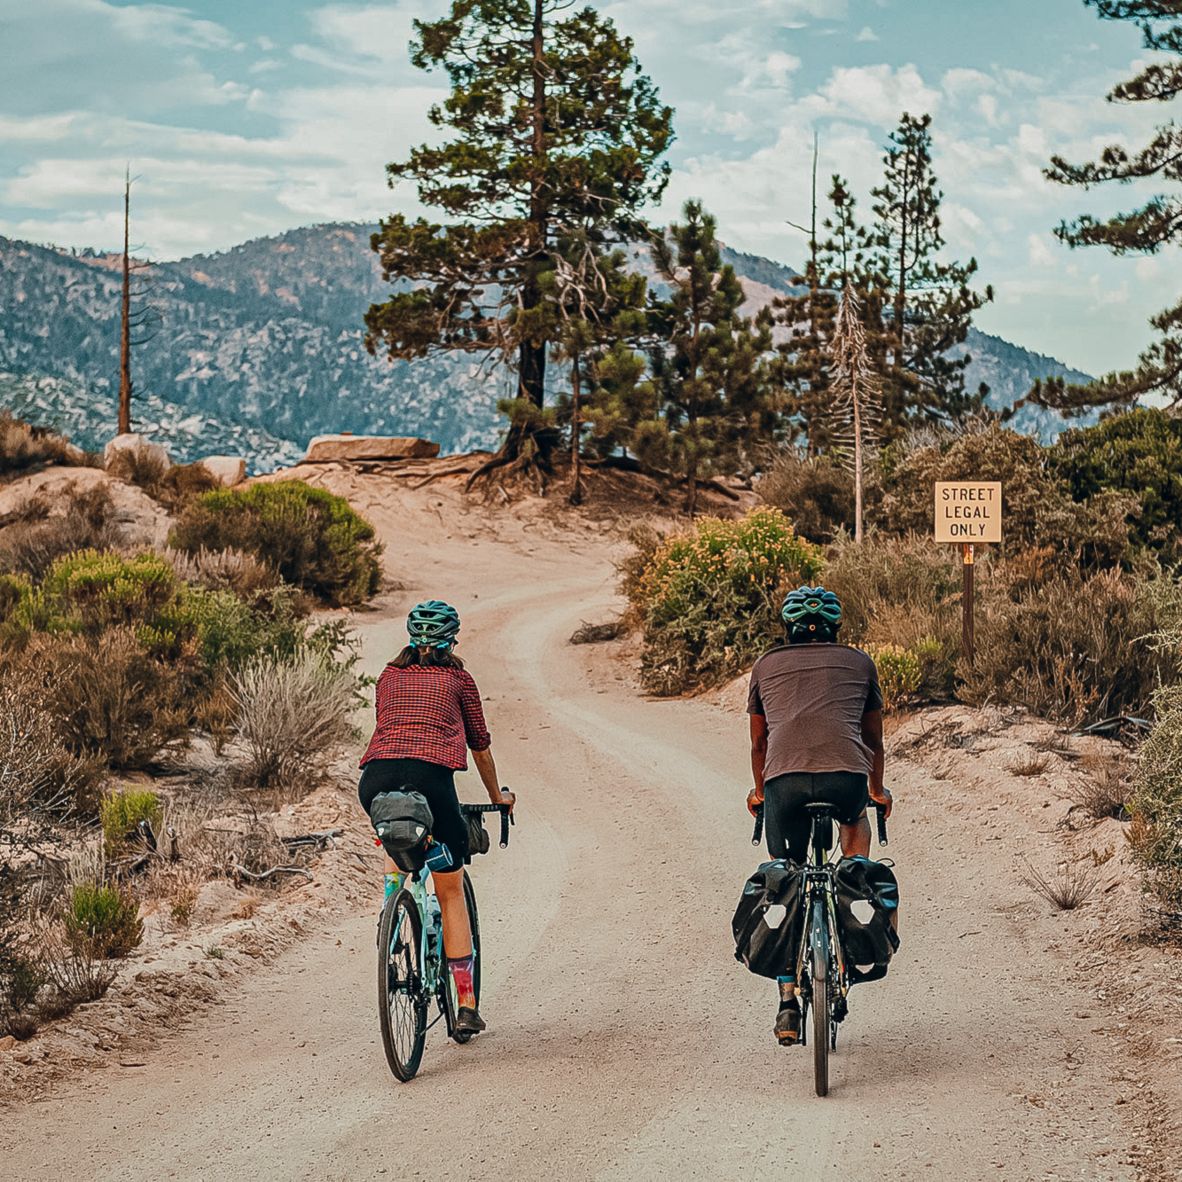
[1067,751,1132,822]
[0,483,119,579]
[231,653,357,792]
[1010,752,1053,777]
[1019,856,1102,911]
[162,546,278,597]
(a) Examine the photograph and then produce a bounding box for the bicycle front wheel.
[811,899,830,1098]
[442,870,482,1044]
[378,891,427,1081]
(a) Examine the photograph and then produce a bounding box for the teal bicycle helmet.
[407,600,460,650]
[781,586,842,643]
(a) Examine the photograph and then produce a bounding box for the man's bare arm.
[748,713,768,815]
[861,708,891,817]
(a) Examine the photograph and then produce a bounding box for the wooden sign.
[934,481,1003,544]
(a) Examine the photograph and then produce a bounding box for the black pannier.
[466,811,491,857]
[732,859,805,980]
[834,856,900,984]
[369,790,434,872]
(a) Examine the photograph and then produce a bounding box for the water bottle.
[426,893,443,961]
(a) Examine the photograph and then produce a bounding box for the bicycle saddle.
[802,802,841,816]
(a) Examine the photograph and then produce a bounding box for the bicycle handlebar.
[751,804,764,847]
[461,797,515,848]
[874,803,888,847]
[748,799,888,849]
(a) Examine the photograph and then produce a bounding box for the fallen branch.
[279,829,343,851]
[232,864,314,883]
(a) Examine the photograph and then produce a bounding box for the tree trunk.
[118,172,132,435]
[852,377,864,544]
[569,352,584,505]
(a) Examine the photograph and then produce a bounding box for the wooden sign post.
[934,481,1002,666]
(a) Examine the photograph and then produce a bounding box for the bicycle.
[377,800,513,1082]
[752,799,888,1097]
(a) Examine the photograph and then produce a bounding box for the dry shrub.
[232,653,357,790]
[162,546,278,597]
[0,412,85,480]
[1010,752,1052,777]
[756,451,857,543]
[825,532,961,701]
[17,628,191,770]
[149,463,222,512]
[37,923,119,1010]
[1019,857,1101,911]
[962,569,1181,726]
[569,618,626,644]
[105,444,169,494]
[1068,752,1132,821]
[0,483,119,579]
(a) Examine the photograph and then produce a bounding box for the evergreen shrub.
[170,481,382,607]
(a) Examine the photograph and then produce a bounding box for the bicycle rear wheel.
[442,870,482,1044]
[811,899,830,1098]
[378,891,427,1081]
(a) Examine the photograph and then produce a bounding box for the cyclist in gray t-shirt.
[745,586,892,1044]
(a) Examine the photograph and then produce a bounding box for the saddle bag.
[834,856,900,984]
[369,790,434,872]
[732,859,805,980]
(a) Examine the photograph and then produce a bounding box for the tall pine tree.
[869,113,991,432]
[643,201,773,514]
[1035,1,1182,412]
[364,0,673,479]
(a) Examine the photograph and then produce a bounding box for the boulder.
[303,434,440,463]
[196,456,247,487]
[104,433,172,471]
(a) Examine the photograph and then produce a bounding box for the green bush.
[866,643,922,711]
[627,507,823,694]
[64,882,143,959]
[962,568,1182,725]
[170,481,383,607]
[1053,408,1182,562]
[99,788,162,855]
[875,423,1132,566]
[183,584,307,673]
[1130,681,1182,917]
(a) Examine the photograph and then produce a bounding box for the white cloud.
[1028,232,1056,268]
[807,64,941,123]
[855,26,878,43]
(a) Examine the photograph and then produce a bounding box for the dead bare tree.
[117,168,162,436]
[828,284,882,542]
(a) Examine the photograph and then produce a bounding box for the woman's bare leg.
[434,868,473,959]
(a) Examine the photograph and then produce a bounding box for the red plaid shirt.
[360,664,492,771]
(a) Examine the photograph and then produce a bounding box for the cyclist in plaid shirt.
[360,601,514,1037]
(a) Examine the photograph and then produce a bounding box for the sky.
[0,0,1173,375]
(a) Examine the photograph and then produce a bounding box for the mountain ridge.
[0,223,1093,469]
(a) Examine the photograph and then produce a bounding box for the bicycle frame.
[793,813,849,1027]
[403,871,445,998]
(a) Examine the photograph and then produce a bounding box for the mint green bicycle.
[377,802,511,1081]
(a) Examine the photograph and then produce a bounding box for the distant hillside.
[0,223,1092,469]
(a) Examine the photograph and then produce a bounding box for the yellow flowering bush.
[629,508,822,694]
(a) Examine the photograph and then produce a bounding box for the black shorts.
[764,771,869,864]
[359,757,470,866]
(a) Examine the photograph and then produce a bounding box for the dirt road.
[3,474,1138,1180]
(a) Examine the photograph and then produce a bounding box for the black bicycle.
[378,800,513,1082]
[752,800,888,1097]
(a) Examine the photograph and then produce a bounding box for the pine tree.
[828,284,883,543]
[1036,0,1182,412]
[869,113,991,432]
[364,0,673,481]
[642,201,773,514]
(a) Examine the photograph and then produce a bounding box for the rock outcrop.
[303,434,440,463]
[196,456,247,487]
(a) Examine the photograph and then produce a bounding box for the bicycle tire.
[442,870,482,1044]
[378,891,427,1081]
[811,898,830,1098]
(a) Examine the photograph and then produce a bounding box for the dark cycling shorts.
[764,771,869,864]
[359,757,470,867]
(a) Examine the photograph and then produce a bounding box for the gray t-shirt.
[747,643,883,779]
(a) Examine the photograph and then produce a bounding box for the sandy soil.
[2,463,1175,1181]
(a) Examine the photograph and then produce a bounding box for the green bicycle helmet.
[781,585,842,643]
[407,600,460,650]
